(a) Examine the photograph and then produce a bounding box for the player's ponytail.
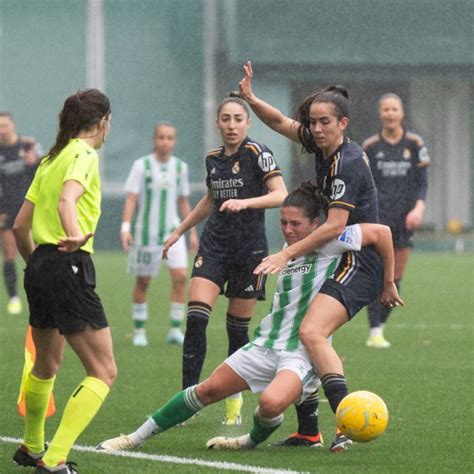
[45,88,111,162]
[282,181,328,219]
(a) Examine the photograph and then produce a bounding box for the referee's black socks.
[321,373,348,414]
[226,313,250,356]
[182,301,211,389]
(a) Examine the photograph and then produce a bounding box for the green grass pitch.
[1,251,473,473]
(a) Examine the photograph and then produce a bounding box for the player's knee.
[172,279,186,292]
[195,379,219,405]
[136,278,150,292]
[33,356,63,379]
[258,393,285,418]
[299,323,324,350]
[99,361,118,387]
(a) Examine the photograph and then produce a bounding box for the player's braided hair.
[45,88,111,161]
[282,181,328,219]
[295,85,349,152]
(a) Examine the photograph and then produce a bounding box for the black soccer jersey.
[363,131,429,226]
[299,129,379,225]
[199,137,282,262]
[0,136,42,213]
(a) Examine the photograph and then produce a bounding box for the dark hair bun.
[324,85,349,100]
[228,91,241,98]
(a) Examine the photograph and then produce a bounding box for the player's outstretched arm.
[178,196,199,253]
[359,223,404,308]
[238,61,300,143]
[163,190,213,259]
[254,207,349,275]
[12,200,35,262]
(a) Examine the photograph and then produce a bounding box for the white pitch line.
[1,435,307,474]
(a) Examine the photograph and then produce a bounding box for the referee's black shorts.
[191,253,266,301]
[319,246,384,319]
[25,245,108,334]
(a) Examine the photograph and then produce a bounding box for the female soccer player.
[162,96,287,425]
[237,62,392,447]
[120,122,198,347]
[0,111,42,315]
[12,89,115,474]
[363,93,430,348]
[96,183,401,453]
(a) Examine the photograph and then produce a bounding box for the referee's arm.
[58,180,85,238]
[13,200,35,262]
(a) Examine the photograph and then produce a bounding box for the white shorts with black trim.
[128,236,187,277]
[224,343,320,405]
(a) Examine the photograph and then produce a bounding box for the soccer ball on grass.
[336,390,389,442]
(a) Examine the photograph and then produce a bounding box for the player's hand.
[220,199,248,213]
[380,282,404,308]
[189,231,199,254]
[163,230,181,260]
[23,150,38,166]
[254,250,290,275]
[238,61,256,103]
[58,233,94,253]
[405,208,423,231]
[120,231,133,252]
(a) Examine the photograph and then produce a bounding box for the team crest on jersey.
[194,256,204,268]
[403,148,412,160]
[232,161,240,174]
[375,151,385,159]
[330,178,346,200]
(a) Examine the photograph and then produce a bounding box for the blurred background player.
[12,89,115,474]
[363,93,430,348]
[96,182,400,454]
[162,97,287,425]
[0,111,42,315]
[121,122,198,347]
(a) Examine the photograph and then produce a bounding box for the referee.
[12,89,115,474]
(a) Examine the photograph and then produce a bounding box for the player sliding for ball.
[97,183,402,453]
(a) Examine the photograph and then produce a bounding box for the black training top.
[0,136,42,212]
[363,131,429,226]
[299,129,379,225]
[199,137,282,263]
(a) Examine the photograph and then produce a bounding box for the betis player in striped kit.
[97,183,401,454]
[121,123,198,347]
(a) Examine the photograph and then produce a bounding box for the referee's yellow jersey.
[25,139,101,254]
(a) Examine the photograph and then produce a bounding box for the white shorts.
[128,237,187,277]
[225,343,320,405]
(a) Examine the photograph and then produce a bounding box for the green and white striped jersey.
[124,154,190,246]
[252,225,363,351]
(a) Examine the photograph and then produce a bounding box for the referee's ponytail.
[46,89,111,161]
[282,181,327,220]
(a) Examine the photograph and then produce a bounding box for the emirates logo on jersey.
[232,161,240,174]
[403,148,412,160]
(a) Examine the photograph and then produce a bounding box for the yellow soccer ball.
[336,391,389,442]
